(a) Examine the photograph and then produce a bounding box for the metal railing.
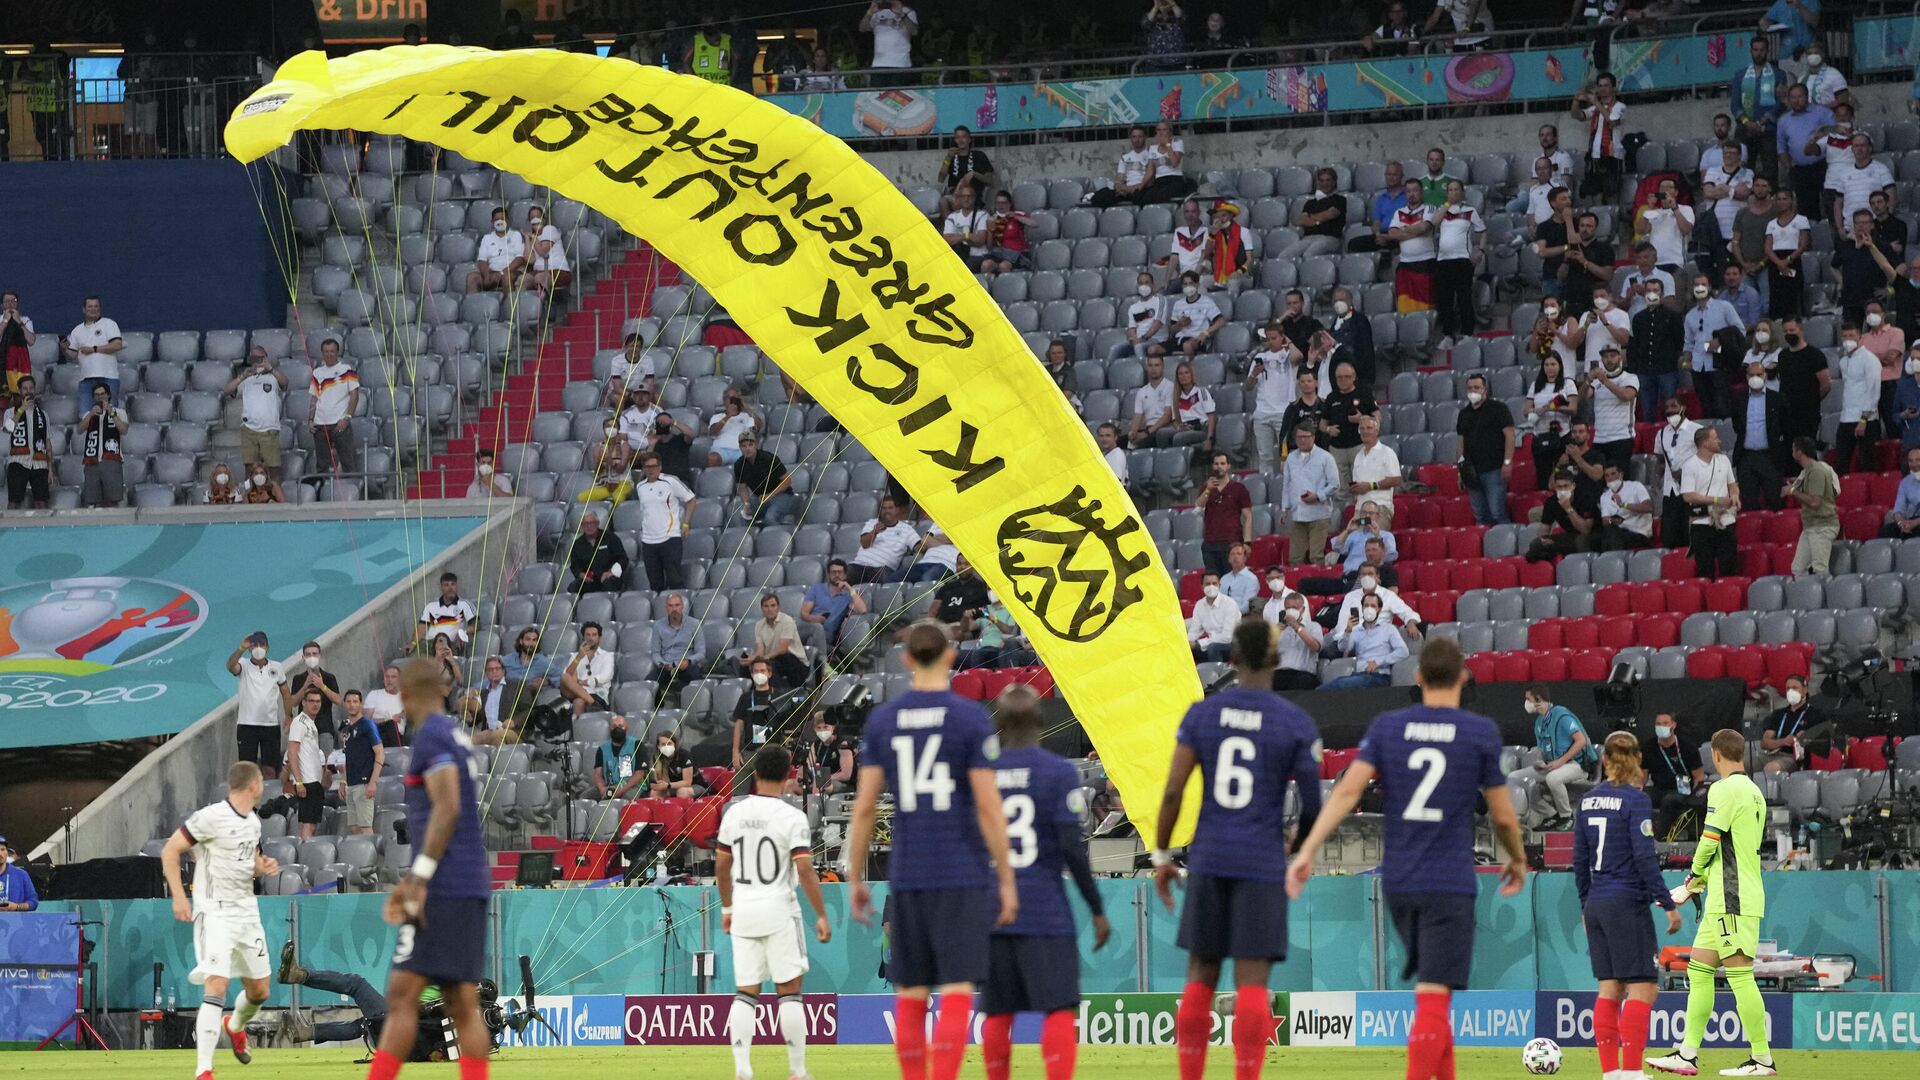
[1,52,262,161]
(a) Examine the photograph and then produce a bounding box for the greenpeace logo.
[242,94,292,116]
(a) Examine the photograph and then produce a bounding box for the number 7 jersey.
[1357,705,1506,896]
[1175,686,1324,882]
[860,689,995,891]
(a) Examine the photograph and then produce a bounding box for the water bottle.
[166,985,177,1013]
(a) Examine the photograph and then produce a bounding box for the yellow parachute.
[228,46,1203,841]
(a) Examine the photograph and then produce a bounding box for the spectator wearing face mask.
[1759,674,1830,773]
[287,640,342,735]
[1835,321,1883,475]
[1330,562,1421,635]
[1527,469,1597,561]
[1115,271,1169,360]
[1798,45,1848,110]
[1185,572,1239,663]
[1269,592,1322,692]
[465,448,512,497]
[733,659,783,771]
[1522,685,1596,830]
[1733,361,1789,511]
[466,206,527,293]
[1656,400,1702,545]
[1456,373,1516,525]
[792,714,856,797]
[1322,594,1406,690]
[1774,318,1829,451]
[1860,299,1909,425]
[1785,437,1841,575]
[0,837,40,912]
[203,462,242,504]
[1168,272,1224,358]
[1641,713,1705,838]
[595,714,646,798]
[242,462,287,504]
[227,631,289,779]
[649,732,703,799]
[1683,275,1744,419]
[1596,461,1656,551]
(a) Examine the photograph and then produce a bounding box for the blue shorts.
[1177,874,1291,962]
[889,888,994,989]
[981,934,1080,1015]
[393,895,488,986]
[1584,896,1659,984]
[1387,891,1477,990]
[713,447,743,465]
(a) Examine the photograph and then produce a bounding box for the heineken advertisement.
[0,518,484,747]
[1077,992,1359,1047]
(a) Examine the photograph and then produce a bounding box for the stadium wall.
[29,871,1919,1012]
[17,499,536,864]
[0,160,289,334]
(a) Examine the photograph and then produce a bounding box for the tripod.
[35,922,108,1051]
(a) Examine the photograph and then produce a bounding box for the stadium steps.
[409,245,684,499]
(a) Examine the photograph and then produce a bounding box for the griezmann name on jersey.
[402,713,492,899]
[992,744,1085,937]
[1357,705,1505,896]
[1175,687,1324,883]
[1571,782,1674,907]
[860,689,995,891]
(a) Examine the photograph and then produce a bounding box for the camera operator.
[279,945,507,1059]
[790,712,856,797]
[1641,713,1705,838]
[594,714,646,799]
[1759,674,1834,771]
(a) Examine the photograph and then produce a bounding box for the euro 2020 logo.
[996,486,1149,643]
[0,577,208,676]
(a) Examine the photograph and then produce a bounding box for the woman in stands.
[1525,352,1578,490]
[1742,319,1782,388]
[1572,732,1682,1080]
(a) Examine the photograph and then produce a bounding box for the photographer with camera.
[790,712,856,798]
[224,344,286,484]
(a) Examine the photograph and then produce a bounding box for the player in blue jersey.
[847,621,1018,1080]
[981,684,1110,1080]
[1153,620,1324,1080]
[366,659,496,1080]
[1575,732,1683,1080]
[1288,637,1527,1080]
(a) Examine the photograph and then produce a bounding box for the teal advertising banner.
[0,518,483,748]
[764,31,1755,140]
[1792,993,1920,1051]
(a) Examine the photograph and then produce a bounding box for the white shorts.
[189,911,271,985]
[731,914,808,987]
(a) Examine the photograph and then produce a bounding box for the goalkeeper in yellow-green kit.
[1649,730,1774,1077]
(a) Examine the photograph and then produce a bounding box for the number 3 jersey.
[716,794,813,936]
[1357,705,1505,896]
[178,800,263,917]
[402,712,492,898]
[992,744,1084,937]
[859,689,994,891]
[1175,687,1324,883]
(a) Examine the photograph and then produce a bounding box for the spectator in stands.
[467,661,508,733]
[308,337,360,478]
[228,631,289,779]
[1309,502,1396,588]
[1527,468,1596,560]
[645,592,705,698]
[1269,591,1322,691]
[1730,35,1788,180]
[1836,321,1883,475]
[1353,160,1407,253]
[73,382,127,508]
[1140,0,1187,67]
[845,494,918,584]
[1040,340,1079,415]
[1163,198,1208,291]
[1098,422,1128,485]
[732,432,797,525]
[972,590,1034,669]
[745,594,810,689]
[1641,713,1704,838]
[593,714,645,798]
[1416,148,1456,208]
[941,183,991,272]
[581,419,636,505]
[1572,72,1626,200]
[1524,354,1577,486]
[1185,571,1238,663]
[1323,593,1407,690]
[1169,360,1215,449]
[1798,42,1848,109]
[985,191,1033,274]
[1872,189,1907,266]
[901,520,959,584]
[1457,372,1516,525]
[1732,356,1788,510]
[1833,134,1896,241]
[1115,272,1169,361]
[0,836,38,912]
[1574,279,1632,377]
[1596,460,1655,550]
[610,331,657,400]
[1127,348,1176,448]
[1148,121,1197,203]
[1298,168,1347,243]
[1327,287,1376,386]
[201,462,241,505]
[1896,345,1920,449]
[1553,419,1608,509]
[225,346,287,483]
[1658,399,1702,546]
[1864,300,1909,427]
[407,572,472,656]
[1684,273,1743,418]
[1321,358,1378,498]
[459,447,511,497]
[859,1,917,84]
[1279,425,1337,564]
[466,206,526,294]
[238,462,285,504]
[1776,85,1831,221]
[935,125,992,216]
[801,558,869,653]
[1731,186,1776,312]
[792,714,856,798]
[60,295,123,413]
[1431,179,1485,348]
[283,688,326,839]
[0,292,35,397]
[1350,416,1401,509]
[1387,178,1436,314]
[1530,190,1576,306]
[560,621,615,717]
[334,691,382,834]
[1524,685,1596,830]
[702,389,758,467]
[1718,263,1764,327]
[1784,436,1840,575]
[289,641,341,737]
[1194,450,1251,574]
[1330,560,1421,637]
[615,384,663,453]
[568,509,632,594]
[649,731,702,799]
[1361,1,1418,54]
[1276,288,1324,356]
[1216,541,1259,612]
[1828,210,1891,333]
[1202,201,1253,291]
[1507,157,1560,223]
[1641,179,1694,276]
[1884,448,1920,535]
[1169,272,1224,358]
[630,453,693,588]
[1760,674,1827,772]
[1681,426,1740,579]
[493,8,535,48]
[1089,125,1158,208]
[1246,323,1297,471]
[1584,343,1639,472]
[1563,212,1616,319]
[1763,192,1812,321]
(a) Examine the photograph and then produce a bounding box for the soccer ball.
[1521,1037,1563,1074]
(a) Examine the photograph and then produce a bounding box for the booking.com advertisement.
[0,518,482,747]
[1536,991,1794,1051]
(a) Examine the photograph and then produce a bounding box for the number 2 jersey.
[860,689,994,892]
[178,799,263,918]
[716,794,813,936]
[402,712,492,898]
[1175,687,1324,883]
[993,744,1087,937]
[1357,705,1505,896]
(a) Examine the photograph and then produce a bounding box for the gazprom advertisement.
[0,518,482,747]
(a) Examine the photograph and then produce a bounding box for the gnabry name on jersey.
[896,708,948,729]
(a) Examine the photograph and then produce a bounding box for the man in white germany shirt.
[1112,269,1168,359]
[633,451,695,590]
[859,0,917,76]
[1246,322,1299,472]
[1127,348,1177,447]
[941,184,991,272]
[1098,422,1128,484]
[846,494,921,583]
[225,345,287,483]
[414,571,477,652]
[1831,132,1895,225]
[307,337,360,476]
[62,294,124,413]
[226,630,289,779]
[466,206,527,292]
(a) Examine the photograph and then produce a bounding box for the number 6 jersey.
[859,689,995,891]
[716,794,814,936]
[1175,686,1324,882]
[1356,704,1505,896]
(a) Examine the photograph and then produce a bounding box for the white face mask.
[1748,375,1766,391]
[751,672,769,688]
[1203,584,1220,599]
[1868,312,1886,328]
[529,216,544,229]
[1183,286,1200,301]
[306,655,321,670]
[1753,330,1770,346]
[1807,54,1824,67]
[815,729,833,743]
[1543,306,1560,320]
[1267,577,1284,592]
[1284,606,1302,622]
[1645,292,1663,305]
[1785,688,1804,707]
[1654,724,1673,739]
[493,220,508,233]
[1333,300,1351,317]
[1668,413,1686,429]
[985,590,999,605]
[1693,285,1710,299]
[253,472,267,485]
[1361,607,1380,624]
[1608,478,1623,492]
[214,471,229,484]
[250,647,267,661]
[1358,575,1378,593]
[1906,358,1920,375]
[1592,296,1611,312]
[1137,284,1153,298]
[605,424,619,437]
[1465,391,1485,405]
[478,463,493,476]
[1843,340,1861,354]
[1557,488,1573,502]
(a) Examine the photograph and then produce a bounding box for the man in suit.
[1731,360,1788,509]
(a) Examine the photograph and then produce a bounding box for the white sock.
[728,994,757,1078]
[196,998,224,1074]
[779,994,807,1077]
[231,990,265,1029]
[1603,1071,1622,1080]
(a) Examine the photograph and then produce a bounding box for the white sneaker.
[1647,1048,1700,1075]
[1718,1059,1777,1077]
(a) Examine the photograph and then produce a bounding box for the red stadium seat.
[1452,562,1486,592]
[1876,439,1903,471]
[1660,551,1696,581]
[1438,496,1477,528]
[1568,650,1612,682]
[1738,546,1774,578]
[1763,642,1813,689]
[1597,618,1636,651]
[952,670,988,700]
[1398,497,1439,529]
[1406,530,1447,561]
[1764,512,1800,546]
[1638,614,1681,649]
[1518,559,1556,587]
[1664,581,1704,616]
[1633,421,1660,456]
[1847,736,1890,771]
[1703,578,1749,612]
[1868,471,1902,507]
[1837,474,1871,508]
[1023,667,1058,697]
[1723,646,1767,691]
[1509,458,1537,492]
[1594,585,1631,618]
[1491,652,1531,683]
[1408,590,1458,625]
[1482,557,1520,590]
[1563,618,1602,649]
[1319,746,1359,780]
[1842,507,1883,542]
[653,798,692,843]
[1448,527,1487,560]
[1180,570,1204,601]
[1416,464,1461,495]
[699,767,734,793]
[1805,748,1845,772]
[1250,535,1286,569]
[1530,651,1570,681]
[1465,654,1499,684]
[1685,646,1727,680]
[1529,618,1566,651]
[1397,562,1422,592]
[1509,490,1548,522]
[1768,544,1799,576]
[684,797,726,849]
[618,800,657,834]
[1627,582,1667,615]
[1735,516,1766,546]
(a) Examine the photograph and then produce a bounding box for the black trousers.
[1660,493,1690,549]
[1592,438,1635,473]
[1688,522,1739,580]
[1692,368,1728,419]
[1272,669,1320,692]
[1736,448,1784,510]
[640,537,683,590]
[1766,261,1803,320]
[1834,417,1883,475]
[1434,258,1476,338]
[1789,163,1826,231]
[1596,524,1654,551]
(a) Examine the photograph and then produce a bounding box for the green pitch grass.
[3,1044,1913,1079]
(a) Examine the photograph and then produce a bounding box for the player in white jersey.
[161,761,280,1080]
[717,745,832,1080]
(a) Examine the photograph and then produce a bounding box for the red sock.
[459,1057,487,1080]
[1041,1009,1078,1080]
[1406,989,1450,1080]
[930,991,972,1080]
[1232,985,1274,1080]
[1176,982,1214,1080]
[1438,1037,1456,1080]
[1594,996,1621,1075]
[895,995,930,1080]
[366,1049,404,1080]
[1620,998,1652,1072]
[982,1014,1014,1080]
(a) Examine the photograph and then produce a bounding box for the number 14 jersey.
[1357,705,1505,896]
[860,689,995,891]
[1175,687,1324,882]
